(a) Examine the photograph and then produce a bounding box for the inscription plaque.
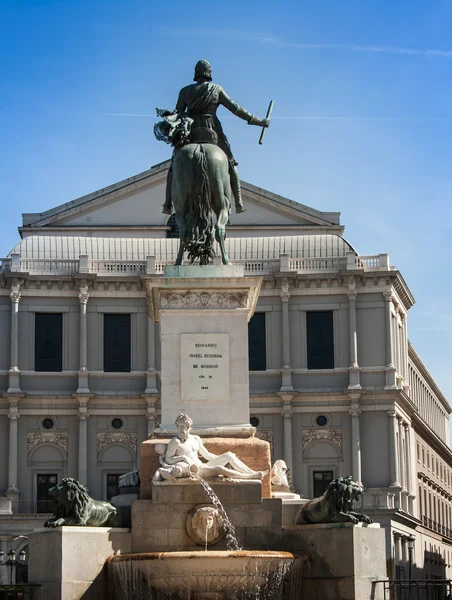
[181,333,230,401]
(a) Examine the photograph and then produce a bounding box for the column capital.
[383,291,394,303]
[10,287,21,304]
[348,290,357,301]
[281,405,293,418]
[387,410,397,418]
[280,278,290,302]
[79,289,89,305]
[77,397,90,420]
[349,408,361,417]
[7,412,19,421]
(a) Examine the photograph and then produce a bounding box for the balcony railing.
[420,515,452,538]
[0,252,392,277]
[373,579,452,600]
[11,501,53,515]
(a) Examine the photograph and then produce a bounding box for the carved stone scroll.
[97,432,137,456]
[28,432,68,456]
[302,428,343,452]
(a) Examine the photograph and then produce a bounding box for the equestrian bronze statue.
[154,60,270,265]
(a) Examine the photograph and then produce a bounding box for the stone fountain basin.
[109,550,294,596]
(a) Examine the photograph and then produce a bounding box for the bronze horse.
[172,142,231,266]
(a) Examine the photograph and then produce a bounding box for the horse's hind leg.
[215,205,230,265]
[175,240,184,266]
[174,211,185,266]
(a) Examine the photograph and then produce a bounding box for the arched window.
[166,214,180,239]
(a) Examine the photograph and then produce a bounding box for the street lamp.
[407,534,415,581]
[0,548,26,585]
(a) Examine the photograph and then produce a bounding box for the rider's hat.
[193,60,212,82]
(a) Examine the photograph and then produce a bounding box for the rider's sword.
[259,100,274,145]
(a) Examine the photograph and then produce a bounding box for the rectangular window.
[417,442,420,462]
[104,314,131,372]
[248,313,266,371]
[313,470,333,497]
[35,313,63,372]
[107,474,121,501]
[307,311,334,370]
[422,447,425,466]
[37,473,57,513]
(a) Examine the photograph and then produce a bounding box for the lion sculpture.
[44,478,119,527]
[295,476,373,525]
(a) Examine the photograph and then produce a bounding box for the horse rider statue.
[156,60,269,216]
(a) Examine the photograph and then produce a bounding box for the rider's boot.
[162,168,173,215]
[230,166,245,214]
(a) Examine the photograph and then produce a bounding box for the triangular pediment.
[21,161,342,236]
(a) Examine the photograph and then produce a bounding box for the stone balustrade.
[0,251,392,276]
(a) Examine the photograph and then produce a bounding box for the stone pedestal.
[132,479,283,553]
[27,527,131,600]
[143,265,262,436]
[283,522,387,600]
[140,436,272,499]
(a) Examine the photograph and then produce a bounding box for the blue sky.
[1,0,452,408]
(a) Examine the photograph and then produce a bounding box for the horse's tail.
[185,145,215,265]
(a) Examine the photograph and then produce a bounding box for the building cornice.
[409,343,450,412]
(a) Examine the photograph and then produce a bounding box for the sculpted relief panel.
[302,428,343,453]
[160,291,248,310]
[28,432,68,456]
[97,432,137,456]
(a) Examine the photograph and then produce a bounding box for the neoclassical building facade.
[0,160,451,582]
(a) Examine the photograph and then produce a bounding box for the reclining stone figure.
[153,413,266,481]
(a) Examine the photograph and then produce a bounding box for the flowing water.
[107,552,301,600]
[193,475,241,551]
[106,475,302,599]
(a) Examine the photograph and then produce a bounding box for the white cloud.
[162,28,452,59]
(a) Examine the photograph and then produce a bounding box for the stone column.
[280,279,293,392]
[349,403,362,483]
[404,423,412,494]
[394,533,403,574]
[348,289,361,389]
[7,401,20,498]
[147,398,157,437]
[397,418,406,490]
[384,291,397,389]
[281,396,293,476]
[78,400,89,485]
[8,284,21,393]
[388,410,401,487]
[145,316,158,394]
[77,284,90,393]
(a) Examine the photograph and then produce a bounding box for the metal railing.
[373,579,452,600]
[11,501,53,515]
[0,585,40,600]
[420,515,452,539]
